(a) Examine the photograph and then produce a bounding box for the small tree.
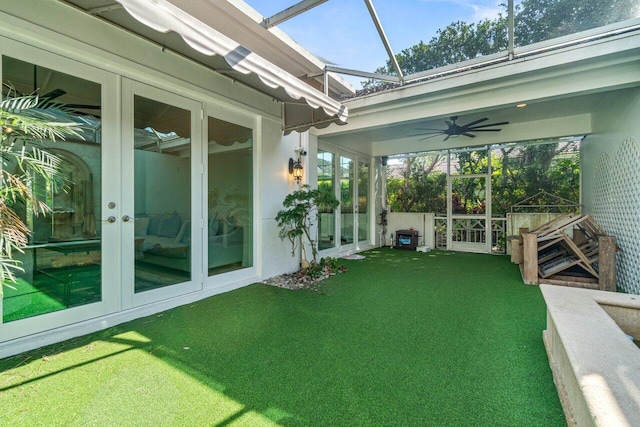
[276,185,339,265]
[1,94,82,289]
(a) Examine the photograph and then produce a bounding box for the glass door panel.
[207,116,253,276]
[2,56,103,322]
[317,150,335,250]
[339,156,355,246]
[132,95,192,293]
[358,162,369,244]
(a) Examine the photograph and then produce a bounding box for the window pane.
[207,117,253,276]
[450,149,489,175]
[490,140,580,217]
[318,150,335,250]
[2,56,102,321]
[134,96,191,292]
[386,154,447,215]
[451,177,486,215]
[515,0,640,47]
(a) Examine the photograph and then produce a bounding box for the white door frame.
[447,148,493,254]
[0,40,119,341]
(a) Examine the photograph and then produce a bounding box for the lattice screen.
[593,138,640,294]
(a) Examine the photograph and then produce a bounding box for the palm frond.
[0,201,30,248]
[1,95,84,142]
[0,95,38,112]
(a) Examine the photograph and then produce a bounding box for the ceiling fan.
[409,116,509,141]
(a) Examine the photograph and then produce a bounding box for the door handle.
[122,215,133,222]
[104,216,116,223]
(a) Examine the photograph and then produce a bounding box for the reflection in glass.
[317,151,335,250]
[207,117,253,276]
[2,56,102,322]
[133,96,191,292]
[340,156,354,245]
[515,0,640,47]
[358,162,369,243]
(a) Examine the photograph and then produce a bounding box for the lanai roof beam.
[261,0,329,28]
[363,0,404,83]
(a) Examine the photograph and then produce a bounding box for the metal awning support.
[87,3,123,15]
[114,0,348,131]
[261,0,329,28]
[325,65,400,83]
[363,0,404,83]
[508,0,514,58]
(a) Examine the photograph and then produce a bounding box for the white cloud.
[419,0,505,22]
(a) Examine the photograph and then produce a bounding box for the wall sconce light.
[289,157,304,183]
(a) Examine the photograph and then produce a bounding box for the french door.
[0,40,257,345]
[318,152,370,253]
[339,155,356,250]
[357,161,370,245]
[0,44,119,340]
[121,80,202,308]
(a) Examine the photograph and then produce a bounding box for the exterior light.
[516,103,527,108]
[289,157,303,183]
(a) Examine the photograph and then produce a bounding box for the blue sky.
[243,0,507,88]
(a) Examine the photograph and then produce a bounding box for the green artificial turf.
[0,249,565,426]
[3,265,102,322]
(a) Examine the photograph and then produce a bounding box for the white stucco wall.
[581,87,640,294]
[386,212,435,249]
[260,126,304,278]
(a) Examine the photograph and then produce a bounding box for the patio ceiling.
[63,0,351,134]
[316,29,640,157]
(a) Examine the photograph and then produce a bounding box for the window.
[207,116,253,275]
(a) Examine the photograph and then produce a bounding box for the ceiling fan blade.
[462,117,488,127]
[65,104,101,110]
[418,134,445,141]
[472,128,503,132]
[42,89,66,100]
[468,121,509,129]
[461,132,476,138]
[443,135,451,141]
[415,126,447,131]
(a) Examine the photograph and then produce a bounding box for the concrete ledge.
[540,285,640,427]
